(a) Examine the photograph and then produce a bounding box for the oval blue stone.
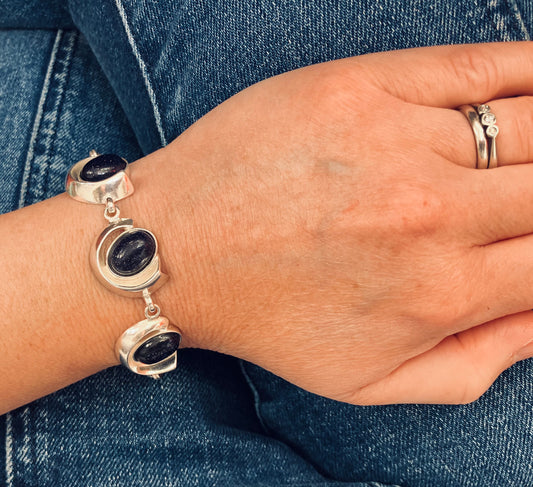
[134,332,181,364]
[108,229,156,277]
[80,154,127,182]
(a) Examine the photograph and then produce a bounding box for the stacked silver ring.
[458,104,499,169]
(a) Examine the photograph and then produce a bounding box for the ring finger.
[435,96,533,168]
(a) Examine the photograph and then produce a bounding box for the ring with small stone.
[474,104,499,169]
[458,104,499,169]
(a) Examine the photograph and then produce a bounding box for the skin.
[3,42,533,415]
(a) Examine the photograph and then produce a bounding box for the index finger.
[351,42,533,108]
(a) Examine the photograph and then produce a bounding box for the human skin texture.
[3,42,533,414]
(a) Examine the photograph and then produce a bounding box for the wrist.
[64,149,192,371]
[123,146,213,352]
[0,144,216,414]
[0,192,131,413]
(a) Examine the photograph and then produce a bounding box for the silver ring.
[458,105,489,169]
[474,104,499,169]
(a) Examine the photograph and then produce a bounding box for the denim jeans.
[1,1,532,485]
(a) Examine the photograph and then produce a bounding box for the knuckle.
[302,65,379,150]
[382,184,448,237]
[447,48,502,96]
[307,65,370,117]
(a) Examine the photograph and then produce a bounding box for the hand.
[139,42,533,405]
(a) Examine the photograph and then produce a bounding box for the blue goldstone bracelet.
[66,150,181,378]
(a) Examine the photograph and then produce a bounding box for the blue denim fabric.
[0,1,74,29]
[0,1,532,485]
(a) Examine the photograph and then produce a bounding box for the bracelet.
[65,150,181,379]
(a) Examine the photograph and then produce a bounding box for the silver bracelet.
[66,150,181,379]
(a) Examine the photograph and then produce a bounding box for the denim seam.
[24,30,77,204]
[39,31,78,201]
[504,0,532,39]
[7,407,31,487]
[41,404,49,486]
[487,0,531,40]
[17,29,63,209]
[236,363,402,487]
[114,0,168,147]
[20,407,29,486]
[238,360,271,435]
[5,413,13,487]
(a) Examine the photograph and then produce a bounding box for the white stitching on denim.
[488,0,531,41]
[28,31,77,203]
[5,407,31,487]
[5,413,13,487]
[19,407,30,480]
[17,30,62,209]
[114,0,168,147]
[42,405,49,483]
[506,0,531,40]
[239,362,402,486]
[488,0,512,40]
[238,360,271,434]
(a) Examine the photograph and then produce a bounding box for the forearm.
[0,148,196,414]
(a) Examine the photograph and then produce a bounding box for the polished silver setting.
[66,153,134,204]
[90,218,168,297]
[67,150,179,378]
[116,316,182,379]
[458,104,489,169]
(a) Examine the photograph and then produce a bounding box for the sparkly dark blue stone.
[108,230,156,277]
[80,154,127,182]
[134,332,181,364]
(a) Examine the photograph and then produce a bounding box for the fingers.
[356,42,533,108]
[348,311,533,405]
[469,234,533,324]
[432,231,533,333]
[457,164,533,245]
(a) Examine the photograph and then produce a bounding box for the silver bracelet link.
[66,150,181,379]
